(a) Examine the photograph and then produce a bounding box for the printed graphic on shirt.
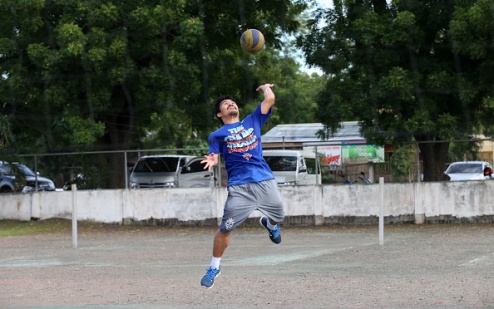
[224,124,258,157]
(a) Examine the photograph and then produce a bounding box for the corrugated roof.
[262,122,365,143]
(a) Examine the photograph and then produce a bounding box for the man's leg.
[201,230,230,288]
[259,216,282,244]
[213,229,230,258]
[201,183,255,288]
[256,180,285,244]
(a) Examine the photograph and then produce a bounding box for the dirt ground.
[1,223,494,309]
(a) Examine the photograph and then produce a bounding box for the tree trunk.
[415,134,450,181]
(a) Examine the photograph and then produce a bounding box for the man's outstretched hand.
[201,153,219,171]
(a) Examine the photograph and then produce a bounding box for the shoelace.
[204,267,218,280]
[270,226,281,237]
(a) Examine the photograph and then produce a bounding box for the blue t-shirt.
[208,104,274,186]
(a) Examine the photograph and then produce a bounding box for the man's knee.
[216,229,230,237]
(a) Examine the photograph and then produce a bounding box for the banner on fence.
[342,145,385,163]
[305,144,385,166]
[305,145,341,166]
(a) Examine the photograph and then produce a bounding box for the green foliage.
[0,0,307,152]
[390,145,415,182]
[0,220,71,237]
[57,116,105,146]
[299,0,494,180]
[57,23,87,57]
[0,115,13,148]
[0,0,319,187]
[447,140,480,162]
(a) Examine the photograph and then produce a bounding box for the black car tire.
[0,186,13,193]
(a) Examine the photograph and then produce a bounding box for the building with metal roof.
[262,121,366,148]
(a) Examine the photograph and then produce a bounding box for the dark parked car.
[0,161,56,193]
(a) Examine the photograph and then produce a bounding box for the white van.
[129,155,213,188]
[262,150,321,186]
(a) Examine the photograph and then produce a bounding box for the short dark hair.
[214,95,235,124]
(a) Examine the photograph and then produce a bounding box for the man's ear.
[217,112,222,119]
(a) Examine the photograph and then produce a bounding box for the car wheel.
[0,186,13,193]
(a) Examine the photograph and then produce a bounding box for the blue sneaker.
[201,266,221,288]
[260,216,281,244]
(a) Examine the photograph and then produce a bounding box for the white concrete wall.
[320,183,415,218]
[1,181,493,224]
[418,181,494,218]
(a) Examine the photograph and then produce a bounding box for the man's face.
[218,99,239,118]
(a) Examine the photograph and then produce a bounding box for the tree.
[449,0,494,136]
[238,50,325,133]
[0,115,13,149]
[299,0,494,181]
[0,0,307,187]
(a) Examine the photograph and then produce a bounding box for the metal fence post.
[71,173,78,248]
[124,151,128,189]
[315,145,319,185]
[416,142,420,182]
[34,154,39,192]
[379,177,384,245]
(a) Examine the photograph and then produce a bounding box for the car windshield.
[0,163,35,176]
[264,156,297,172]
[133,157,179,173]
[447,163,483,174]
[16,164,36,176]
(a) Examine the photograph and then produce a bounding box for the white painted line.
[225,245,370,266]
[460,252,494,267]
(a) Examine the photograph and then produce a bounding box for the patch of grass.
[0,219,163,237]
[0,219,72,237]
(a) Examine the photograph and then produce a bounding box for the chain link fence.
[1,138,493,192]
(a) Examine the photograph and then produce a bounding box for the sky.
[316,0,332,9]
[299,0,332,75]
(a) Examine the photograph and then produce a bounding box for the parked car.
[0,161,56,193]
[263,150,321,185]
[444,161,493,181]
[129,155,213,188]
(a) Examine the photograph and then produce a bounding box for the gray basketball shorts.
[219,179,285,233]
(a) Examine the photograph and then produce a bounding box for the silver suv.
[0,161,56,193]
[129,155,213,188]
